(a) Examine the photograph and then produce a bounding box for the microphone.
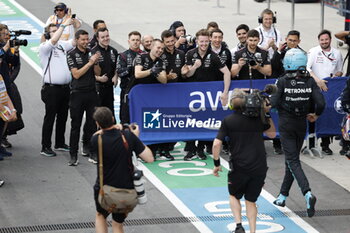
[264,84,278,95]
[18,30,32,35]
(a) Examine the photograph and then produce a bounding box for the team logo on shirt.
[204,54,211,67]
[290,80,296,86]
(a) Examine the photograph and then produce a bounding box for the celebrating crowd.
[1,2,350,233]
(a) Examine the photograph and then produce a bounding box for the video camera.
[9,30,31,47]
[242,84,277,123]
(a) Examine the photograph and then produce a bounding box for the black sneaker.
[40,147,57,157]
[82,144,90,157]
[322,146,333,155]
[68,155,79,166]
[339,146,348,156]
[1,138,12,148]
[0,180,4,187]
[346,151,350,160]
[234,225,246,233]
[197,150,207,160]
[160,151,174,161]
[54,144,70,152]
[88,153,98,164]
[274,147,283,155]
[305,193,317,217]
[184,151,197,161]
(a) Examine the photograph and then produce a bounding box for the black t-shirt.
[67,47,96,91]
[232,47,270,80]
[91,129,145,189]
[210,43,232,81]
[161,48,185,83]
[133,53,165,85]
[91,44,118,86]
[216,112,270,175]
[116,49,144,89]
[185,47,225,82]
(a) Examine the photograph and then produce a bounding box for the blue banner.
[129,78,347,144]
[316,77,347,137]
[129,80,276,144]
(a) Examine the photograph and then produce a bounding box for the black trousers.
[185,141,206,152]
[69,91,97,156]
[279,116,311,196]
[96,84,114,116]
[41,85,70,149]
[119,89,130,124]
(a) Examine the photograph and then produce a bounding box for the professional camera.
[122,123,137,131]
[244,52,263,66]
[182,35,196,44]
[133,169,147,204]
[242,84,277,122]
[9,30,31,47]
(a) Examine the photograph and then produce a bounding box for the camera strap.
[98,131,134,190]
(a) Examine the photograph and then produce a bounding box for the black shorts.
[227,170,266,202]
[93,187,127,223]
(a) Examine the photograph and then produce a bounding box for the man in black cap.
[169,21,195,53]
[45,2,81,41]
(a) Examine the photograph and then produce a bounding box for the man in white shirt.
[39,18,75,157]
[307,29,343,155]
[255,9,282,59]
[45,2,81,41]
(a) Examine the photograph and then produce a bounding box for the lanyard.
[321,50,335,61]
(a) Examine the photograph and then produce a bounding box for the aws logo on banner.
[143,109,162,129]
[188,90,230,113]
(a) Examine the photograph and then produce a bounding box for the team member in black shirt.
[271,48,325,218]
[160,30,185,82]
[88,20,106,49]
[67,29,100,166]
[155,30,186,160]
[116,31,144,124]
[212,89,276,233]
[133,39,167,158]
[91,28,118,114]
[183,29,231,160]
[231,29,271,80]
[209,28,232,81]
[133,39,167,86]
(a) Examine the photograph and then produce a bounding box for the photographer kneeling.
[91,107,154,233]
[212,89,275,233]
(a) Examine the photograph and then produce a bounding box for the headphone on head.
[54,2,68,14]
[44,31,51,40]
[258,11,277,24]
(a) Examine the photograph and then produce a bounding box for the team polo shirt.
[91,44,118,86]
[161,48,185,82]
[39,39,73,85]
[255,24,282,59]
[232,47,270,80]
[133,53,165,85]
[67,47,96,91]
[307,45,343,79]
[185,47,225,82]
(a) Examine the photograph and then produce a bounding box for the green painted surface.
[143,142,228,189]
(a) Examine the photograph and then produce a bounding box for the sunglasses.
[55,8,64,12]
